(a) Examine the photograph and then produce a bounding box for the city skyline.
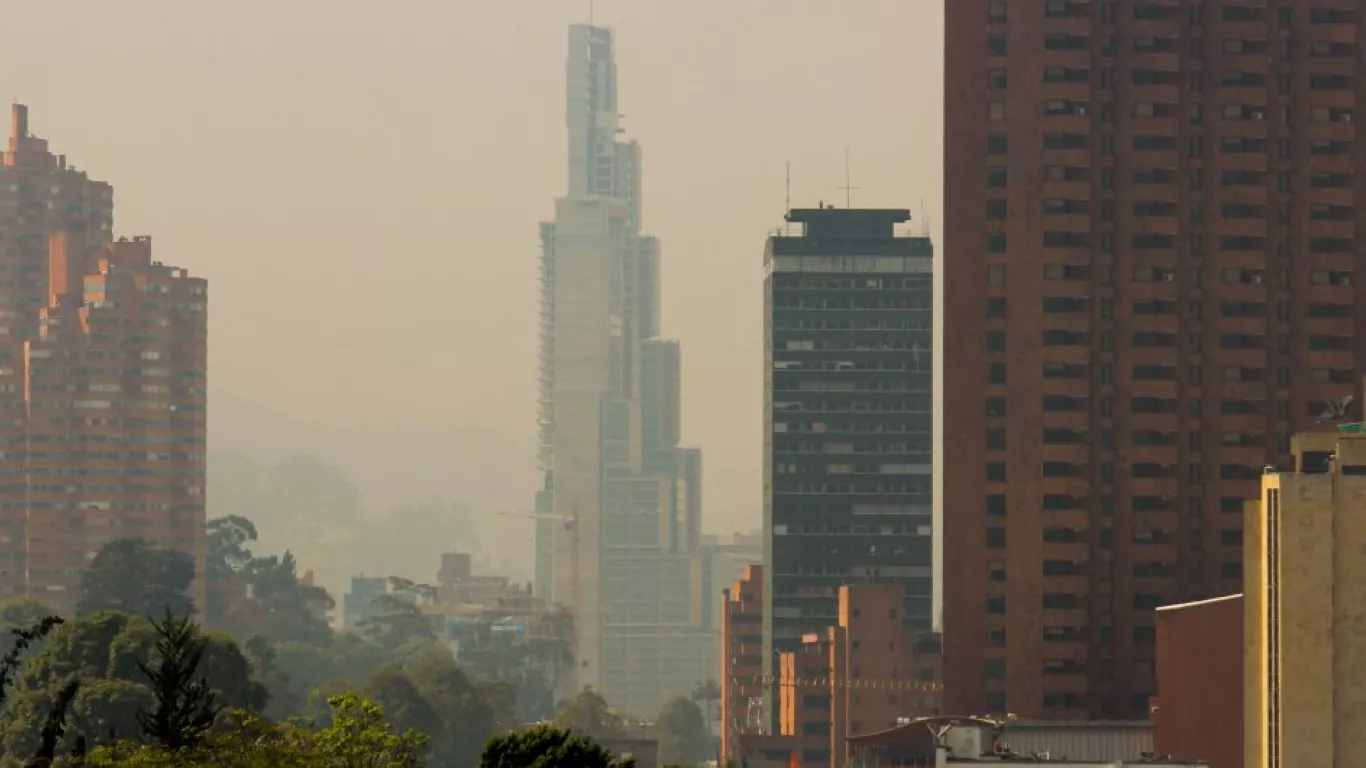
[0,2,945,554]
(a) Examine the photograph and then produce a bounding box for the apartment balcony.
[1128,444,1178,465]
[1306,89,1359,110]
[1306,120,1357,143]
[1305,185,1355,207]
[1042,376,1092,399]
[1041,443,1090,465]
[1042,180,1092,201]
[1304,218,1356,240]
[1308,349,1355,369]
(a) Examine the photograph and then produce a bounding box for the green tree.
[654,697,710,767]
[206,515,259,581]
[358,583,435,651]
[77,539,196,618]
[554,688,625,742]
[136,612,223,750]
[0,611,265,756]
[689,679,721,727]
[480,725,633,768]
[248,551,335,646]
[404,655,495,768]
[85,693,426,767]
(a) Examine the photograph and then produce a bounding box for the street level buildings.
[535,25,711,718]
[762,207,934,692]
[944,0,1366,719]
[0,105,207,612]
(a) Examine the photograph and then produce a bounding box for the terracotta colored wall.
[1154,596,1242,768]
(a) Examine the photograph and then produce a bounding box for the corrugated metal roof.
[999,721,1154,762]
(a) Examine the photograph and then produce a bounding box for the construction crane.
[487,507,581,663]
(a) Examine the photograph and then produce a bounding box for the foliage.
[457,607,572,723]
[0,611,265,757]
[136,611,223,751]
[553,688,625,742]
[77,539,196,619]
[85,693,427,767]
[480,725,634,768]
[689,679,721,723]
[654,697,711,767]
[0,616,63,708]
[357,580,437,651]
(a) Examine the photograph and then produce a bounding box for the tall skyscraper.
[536,25,711,717]
[0,106,207,613]
[762,207,935,694]
[943,0,1366,719]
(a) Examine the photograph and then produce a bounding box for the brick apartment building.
[0,105,207,612]
[721,565,765,765]
[727,583,941,768]
[944,0,1366,719]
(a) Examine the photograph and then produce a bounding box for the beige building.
[1245,430,1366,768]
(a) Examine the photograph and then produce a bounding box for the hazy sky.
[4,0,944,535]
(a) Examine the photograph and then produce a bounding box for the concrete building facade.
[535,25,712,718]
[763,207,935,696]
[0,106,206,613]
[1245,430,1366,768]
[944,0,1366,719]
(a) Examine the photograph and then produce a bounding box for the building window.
[987,495,1007,516]
[987,198,1008,220]
[989,101,1007,121]
[986,660,1006,679]
[988,560,1006,582]
[987,463,1007,483]
[988,134,1008,154]
[987,167,1008,187]
[988,36,1007,56]
[987,297,1007,317]
[986,332,1006,353]
[986,427,1006,450]
[987,596,1006,615]
[987,363,1007,384]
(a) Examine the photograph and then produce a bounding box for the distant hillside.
[205,391,538,597]
[208,390,538,514]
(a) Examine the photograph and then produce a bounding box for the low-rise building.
[1152,595,1242,768]
[848,717,1204,768]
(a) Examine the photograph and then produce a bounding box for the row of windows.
[988,197,1359,226]
[990,362,1351,387]
[987,526,1243,549]
[988,0,1355,27]
[986,264,1355,290]
[986,330,1351,353]
[988,165,1350,191]
[990,296,1353,320]
[988,493,1250,518]
[983,461,1266,484]
[988,395,1301,421]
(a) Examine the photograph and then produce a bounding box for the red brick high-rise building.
[0,105,207,612]
[944,1,1366,719]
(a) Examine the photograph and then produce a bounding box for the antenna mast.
[838,147,861,209]
[589,0,595,25]
[785,160,791,213]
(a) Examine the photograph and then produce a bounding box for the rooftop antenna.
[838,147,861,209]
[785,160,791,213]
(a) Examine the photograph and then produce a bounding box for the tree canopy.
[481,725,635,768]
[654,697,712,767]
[77,539,196,619]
